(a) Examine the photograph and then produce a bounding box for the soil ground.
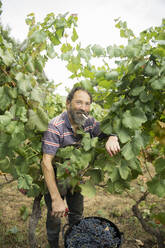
[0,174,164,248]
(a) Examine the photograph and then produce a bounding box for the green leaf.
[154,158,165,174]
[81,152,92,167]
[17,77,32,97]
[0,86,12,111]
[81,133,91,151]
[34,58,44,72]
[26,58,35,73]
[5,121,18,134]
[79,181,96,198]
[82,68,94,79]
[105,71,118,81]
[130,86,145,96]
[16,106,28,123]
[98,80,111,89]
[0,158,10,172]
[56,27,64,39]
[20,205,29,221]
[85,169,102,184]
[37,107,49,124]
[122,108,147,129]
[147,177,165,197]
[56,146,74,159]
[139,91,153,103]
[119,159,130,180]
[27,109,48,131]
[91,137,98,148]
[71,27,78,42]
[47,44,57,59]
[95,70,105,79]
[61,43,72,53]
[18,175,33,190]
[128,158,142,173]
[145,63,159,76]
[109,167,120,183]
[0,133,11,159]
[121,142,135,160]
[107,45,123,57]
[117,127,130,143]
[9,128,25,148]
[30,86,45,105]
[151,77,165,90]
[0,111,12,127]
[91,44,105,57]
[5,87,17,99]
[30,30,47,44]
[81,80,93,91]
[114,181,126,193]
[125,46,139,57]
[112,116,121,133]
[49,33,61,46]
[0,47,14,66]
[27,183,41,197]
[132,130,145,153]
[67,56,81,73]
[8,226,19,234]
[100,120,113,135]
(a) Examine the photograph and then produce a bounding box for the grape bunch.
[66,217,121,248]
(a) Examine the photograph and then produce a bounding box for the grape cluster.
[65,217,121,248]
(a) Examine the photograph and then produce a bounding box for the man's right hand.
[51,197,67,218]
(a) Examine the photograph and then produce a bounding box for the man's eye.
[76,101,82,104]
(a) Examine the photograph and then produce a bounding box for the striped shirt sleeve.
[42,122,61,155]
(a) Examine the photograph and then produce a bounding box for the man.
[42,87,120,248]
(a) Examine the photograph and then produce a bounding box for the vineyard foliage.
[0,3,165,206]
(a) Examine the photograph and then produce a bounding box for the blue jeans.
[44,189,84,248]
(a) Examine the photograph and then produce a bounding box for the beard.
[68,106,88,127]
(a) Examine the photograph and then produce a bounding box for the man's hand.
[105,136,120,157]
[51,197,67,218]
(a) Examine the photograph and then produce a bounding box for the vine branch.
[132,191,165,248]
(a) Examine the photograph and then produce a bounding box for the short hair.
[66,87,93,103]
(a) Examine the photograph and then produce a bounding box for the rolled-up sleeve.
[91,119,101,137]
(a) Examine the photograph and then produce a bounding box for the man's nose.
[80,103,86,111]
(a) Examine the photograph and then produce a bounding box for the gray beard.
[69,109,87,127]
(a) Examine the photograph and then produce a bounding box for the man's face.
[67,90,91,126]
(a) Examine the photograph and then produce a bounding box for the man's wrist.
[109,135,118,141]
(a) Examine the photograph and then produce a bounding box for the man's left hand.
[105,136,120,157]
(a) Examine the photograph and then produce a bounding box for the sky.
[1,0,165,94]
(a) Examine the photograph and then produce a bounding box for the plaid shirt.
[42,111,101,155]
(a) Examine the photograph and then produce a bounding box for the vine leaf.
[147,178,165,197]
[122,108,147,129]
[79,181,96,198]
[121,142,135,160]
[119,159,130,180]
[27,109,48,131]
[18,175,33,190]
[71,27,78,42]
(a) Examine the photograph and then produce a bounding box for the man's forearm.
[41,157,61,201]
